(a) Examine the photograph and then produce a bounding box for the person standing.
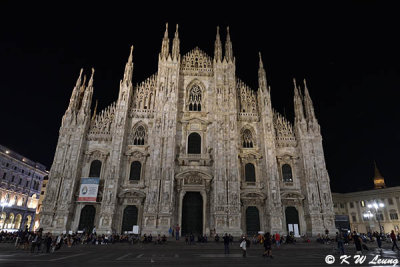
[240,236,247,257]
[175,224,180,241]
[223,233,230,254]
[92,226,96,235]
[45,233,52,253]
[391,230,400,251]
[353,231,362,254]
[336,232,345,255]
[263,232,273,258]
[168,226,173,237]
[373,231,382,250]
[275,233,280,248]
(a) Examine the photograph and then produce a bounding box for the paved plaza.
[0,239,399,266]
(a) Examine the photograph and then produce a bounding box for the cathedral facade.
[40,24,336,237]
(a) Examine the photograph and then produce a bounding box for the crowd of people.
[334,229,400,255]
[2,225,400,258]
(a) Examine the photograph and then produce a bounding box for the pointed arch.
[131,121,148,146]
[240,126,256,148]
[186,79,205,112]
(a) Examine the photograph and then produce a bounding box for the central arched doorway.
[285,206,300,237]
[246,206,260,236]
[78,205,96,233]
[182,192,203,236]
[121,205,138,233]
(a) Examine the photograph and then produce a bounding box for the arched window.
[89,160,102,178]
[245,163,256,182]
[129,161,142,181]
[188,133,201,154]
[188,85,202,111]
[282,164,293,182]
[133,125,146,145]
[242,129,254,148]
[25,215,32,230]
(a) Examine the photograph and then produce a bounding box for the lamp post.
[363,201,385,235]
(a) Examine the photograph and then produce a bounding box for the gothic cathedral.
[40,24,336,237]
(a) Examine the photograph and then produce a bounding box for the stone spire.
[78,68,94,121]
[160,23,170,59]
[258,52,267,92]
[88,67,94,87]
[123,45,134,84]
[75,68,84,88]
[224,26,233,62]
[171,24,180,60]
[373,161,386,189]
[303,79,316,122]
[293,78,305,122]
[67,68,84,112]
[214,26,222,62]
[91,99,98,121]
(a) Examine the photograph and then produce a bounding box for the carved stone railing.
[240,181,264,190]
[238,112,259,122]
[177,153,212,166]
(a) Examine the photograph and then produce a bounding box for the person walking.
[263,232,273,258]
[223,233,230,254]
[240,236,247,258]
[391,230,400,251]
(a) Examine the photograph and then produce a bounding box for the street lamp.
[363,201,385,234]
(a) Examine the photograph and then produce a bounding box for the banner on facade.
[77,178,100,202]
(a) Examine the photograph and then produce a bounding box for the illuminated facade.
[333,164,400,234]
[41,24,336,237]
[0,144,48,231]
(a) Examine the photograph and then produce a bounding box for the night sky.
[1,2,399,193]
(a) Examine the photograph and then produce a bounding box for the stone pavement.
[0,240,399,266]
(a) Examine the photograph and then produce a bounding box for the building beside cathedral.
[333,163,400,234]
[40,24,336,237]
[0,144,48,231]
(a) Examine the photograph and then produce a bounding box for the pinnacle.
[128,45,134,63]
[258,52,264,68]
[164,22,169,38]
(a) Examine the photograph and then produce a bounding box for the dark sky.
[1,2,399,193]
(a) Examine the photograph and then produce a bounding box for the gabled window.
[188,85,202,111]
[133,125,146,145]
[242,129,254,148]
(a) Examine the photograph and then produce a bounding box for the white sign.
[78,178,100,202]
[133,225,139,234]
